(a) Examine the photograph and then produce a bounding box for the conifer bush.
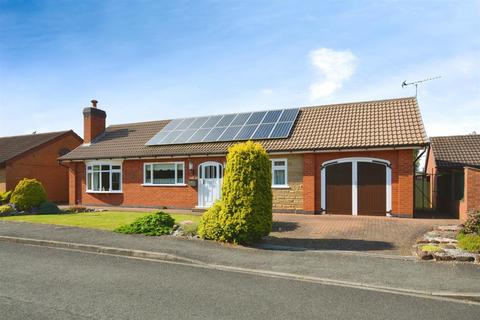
[198,141,272,244]
[10,178,47,212]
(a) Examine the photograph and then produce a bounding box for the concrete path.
[0,220,478,298]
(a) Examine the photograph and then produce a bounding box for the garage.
[322,158,391,216]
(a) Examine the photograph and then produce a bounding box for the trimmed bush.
[198,141,272,244]
[10,179,47,212]
[114,211,175,236]
[0,204,15,215]
[457,233,480,253]
[461,211,480,235]
[0,190,12,204]
[37,201,61,214]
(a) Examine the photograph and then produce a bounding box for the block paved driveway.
[265,214,459,256]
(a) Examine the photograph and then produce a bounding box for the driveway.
[267,214,459,255]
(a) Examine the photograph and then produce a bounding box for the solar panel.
[219,126,242,141]
[145,108,300,146]
[188,128,211,143]
[252,123,275,139]
[235,125,257,140]
[270,121,294,138]
[246,111,266,125]
[203,127,227,142]
[262,110,282,123]
[230,113,251,126]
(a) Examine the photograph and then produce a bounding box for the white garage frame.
[320,157,392,216]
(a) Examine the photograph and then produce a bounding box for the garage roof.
[430,134,480,169]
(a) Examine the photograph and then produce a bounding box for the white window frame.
[85,160,123,193]
[142,162,186,186]
[271,158,289,188]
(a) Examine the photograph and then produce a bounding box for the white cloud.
[309,48,357,100]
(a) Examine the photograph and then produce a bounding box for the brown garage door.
[357,162,386,216]
[326,162,352,214]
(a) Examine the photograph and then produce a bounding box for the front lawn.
[0,211,201,231]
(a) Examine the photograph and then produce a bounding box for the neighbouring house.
[425,134,480,221]
[60,97,428,217]
[0,130,83,202]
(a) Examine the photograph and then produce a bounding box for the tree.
[198,141,272,244]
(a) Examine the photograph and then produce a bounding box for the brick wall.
[73,157,225,208]
[69,149,415,216]
[461,167,480,221]
[5,133,82,202]
[303,149,414,216]
[271,154,304,212]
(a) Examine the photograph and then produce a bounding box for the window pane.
[153,163,175,184]
[274,160,286,167]
[145,165,152,183]
[87,172,92,190]
[177,164,184,184]
[112,165,121,170]
[101,172,110,191]
[274,170,286,185]
[87,166,92,170]
[93,165,100,171]
[112,172,121,191]
[101,165,110,170]
[93,172,100,191]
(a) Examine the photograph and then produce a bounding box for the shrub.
[64,206,90,214]
[0,204,15,215]
[198,141,272,244]
[0,190,12,204]
[460,211,480,235]
[114,211,175,236]
[457,233,480,253]
[37,201,61,214]
[10,178,47,212]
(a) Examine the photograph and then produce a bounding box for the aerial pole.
[401,76,441,96]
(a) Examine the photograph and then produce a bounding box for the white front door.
[198,162,223,208]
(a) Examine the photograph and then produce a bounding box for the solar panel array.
[146,108,300,146]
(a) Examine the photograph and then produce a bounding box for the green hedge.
[114,211,175,236]
[0,205,15,215]
[0,190,12,204]
[10,178,47,212]
[198,141,272,244]
[457,233,480,253]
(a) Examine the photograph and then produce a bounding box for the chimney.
[83,99,106,144]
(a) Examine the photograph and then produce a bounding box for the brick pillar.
[303,154,316,214]
[68,163,77,205]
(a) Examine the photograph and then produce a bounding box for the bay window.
[86,162,122,192]
[271,159,288,188]
[144,162,185,185]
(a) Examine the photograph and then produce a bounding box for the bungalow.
[60,97,428,217]
[425,134,480,220]
[0,130,83,202]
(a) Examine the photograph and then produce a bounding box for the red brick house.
[0,131,83,202]
[60,97,428,217]
[425,134,480,221]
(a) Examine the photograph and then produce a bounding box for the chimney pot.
[91,99,98,108]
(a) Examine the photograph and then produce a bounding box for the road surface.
[1,242,478,319]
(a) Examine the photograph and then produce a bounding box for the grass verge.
[0,211,201,231]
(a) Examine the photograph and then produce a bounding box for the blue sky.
[1,0,479,137]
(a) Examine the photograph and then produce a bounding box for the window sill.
[86,191,123,194]
[271,185,290,189]
[141,183,187,187]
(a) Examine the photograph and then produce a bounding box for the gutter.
[59,144,428,163]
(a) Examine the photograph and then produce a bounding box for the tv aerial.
[401,76,441,96]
